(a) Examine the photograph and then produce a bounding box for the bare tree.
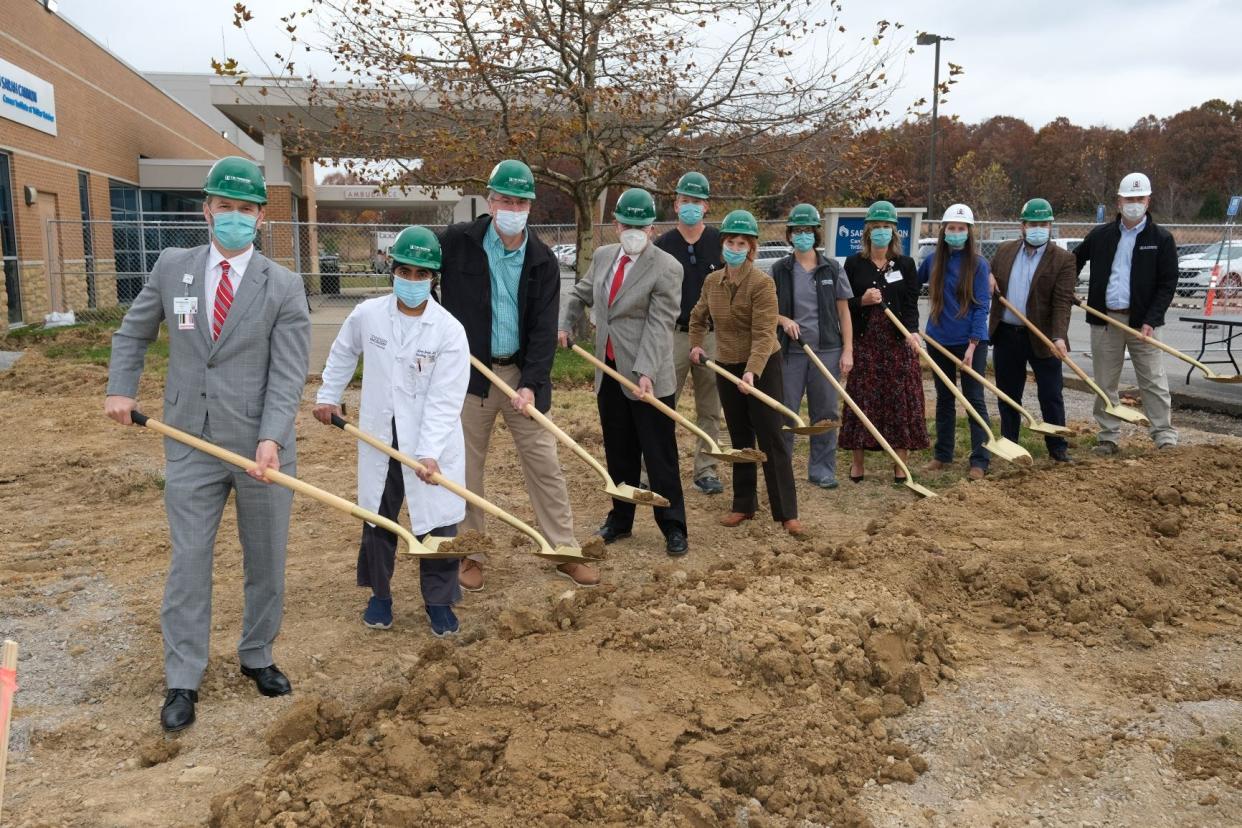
[221,0,905,271]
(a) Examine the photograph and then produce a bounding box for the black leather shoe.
[240,664,292,697]
[595,519,632,545]
[161,689,197,732]
[1050,449,1073,463]
[665,528,689,557]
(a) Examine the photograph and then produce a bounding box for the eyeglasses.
[687,243,696,265]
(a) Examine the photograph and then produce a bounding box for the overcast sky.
[57,0,1242,130]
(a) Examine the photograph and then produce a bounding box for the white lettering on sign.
[344,188,375,200]
[0,57,56,136]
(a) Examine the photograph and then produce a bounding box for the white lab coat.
[316,295,469,535]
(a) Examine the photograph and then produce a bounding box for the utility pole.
[917,33,954,217]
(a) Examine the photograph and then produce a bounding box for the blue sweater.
[918,249,991,345]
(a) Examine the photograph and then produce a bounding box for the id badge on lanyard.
[176,273,197,330]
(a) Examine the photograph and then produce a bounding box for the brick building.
[0,0,308,333]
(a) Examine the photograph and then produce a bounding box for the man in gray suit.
[104,156,310,731]
[558,188,687,555]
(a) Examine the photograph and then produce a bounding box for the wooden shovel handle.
[1074,298,1213,374]
[800,342,913,481]
[468,356,613,484]
[329,415,552,553]
[129,412,425,554]
[920,329,1034,426]
[571,344,723,452]
[881,307,993,435]
[702,359,808,427]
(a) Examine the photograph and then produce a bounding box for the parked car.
[1176,241,1242,296]
[753,242,792,274]
[549,243,578,269]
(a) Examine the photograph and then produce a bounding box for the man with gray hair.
[438,159,599,590]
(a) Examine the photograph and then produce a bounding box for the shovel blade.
[1107,404,1150,426]
[706,449,766,464]
[984,437,1033,465]
[401,536,472,559]
[534,545,590,564]
[784,424,835,436]
[1025,421,1072,437]
[1206,374,1242,384]
[607,484,671,508]
[904,479,938,498]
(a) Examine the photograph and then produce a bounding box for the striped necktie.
[212,260,234,341]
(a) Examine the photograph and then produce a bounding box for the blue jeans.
[929,342,991,470]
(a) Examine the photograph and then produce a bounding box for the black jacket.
[438,215,560,412]
[844,253,920,337]
[1075,213,1178,329]
[770,253,846,351]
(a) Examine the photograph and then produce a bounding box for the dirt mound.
[850,445,1242,645]
[209,551,953,827]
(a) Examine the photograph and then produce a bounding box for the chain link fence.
[37,216,1242,322]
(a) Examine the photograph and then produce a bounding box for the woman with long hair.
[689,209,801,535]
[838,201,928,482]
[919,203,993,479]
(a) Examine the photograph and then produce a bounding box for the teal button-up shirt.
[483,221,526,357]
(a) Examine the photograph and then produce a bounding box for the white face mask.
[1120,202,1146,222]
[493,209,529,236]
[619,228,649,256]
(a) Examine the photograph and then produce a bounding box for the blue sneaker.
[363,596,393,630]
[426,605,460,638]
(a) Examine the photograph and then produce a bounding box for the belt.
[998,322,1025,329]
[1107,308,1129,314]
[491,354,518,366]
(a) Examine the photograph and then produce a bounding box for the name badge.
[885,272,904,284]
[174,296,198,315]
[182,273,195,285]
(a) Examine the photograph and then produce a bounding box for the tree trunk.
[571,185,599,341]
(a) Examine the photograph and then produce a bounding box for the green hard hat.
[675,171,710,199]
[865,200,898,223]
[389,226,442,271]
[720,209,760,237]
[613,188,657,226]
[203,156,267,204]
[486,159,537,200]
[1020,197,1055,222]
[787,203,821,227]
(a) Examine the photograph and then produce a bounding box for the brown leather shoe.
[782,519,805,536]
[719,512,754,527]
[458,559,484,592]
[968,466,986,480]
[924,459,950,472]
[556,562,600,587]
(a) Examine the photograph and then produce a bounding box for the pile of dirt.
[847,445,1242,646]
[436,530,493,556]
[209,549,954,827]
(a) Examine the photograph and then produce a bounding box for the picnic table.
[1179,314,1242,384]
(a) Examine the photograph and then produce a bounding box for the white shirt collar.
[1119,217,1147,236]
[207,242,254,280]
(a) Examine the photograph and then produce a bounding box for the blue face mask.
[678,203,705,225]
[791,232,816,253]
[944,231,969,250]
[1024,228,1050,247]
[722,247,748,267]
[870,227,893,248]
[393,275,432,308]
[211,211,258,250]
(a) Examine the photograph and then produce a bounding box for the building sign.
[833,216,914,258]
[0,57,56,136]
[343,187,375,200]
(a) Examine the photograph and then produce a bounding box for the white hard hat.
[941,203,975,225]
[1117,172,1152,197]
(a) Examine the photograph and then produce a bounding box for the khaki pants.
[460,363,577,559]
[1088,313,1177,447]
[672,328,722,480]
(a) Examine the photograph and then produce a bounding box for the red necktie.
[605,254,630,361]
[212,260,234,341]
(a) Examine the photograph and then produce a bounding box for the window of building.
[109,180,143,304]
[0,154,20,325]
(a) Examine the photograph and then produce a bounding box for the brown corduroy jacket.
[689,260,780,377]
[988,240,1077,358]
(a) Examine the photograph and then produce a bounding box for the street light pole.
[917,33,954,217]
